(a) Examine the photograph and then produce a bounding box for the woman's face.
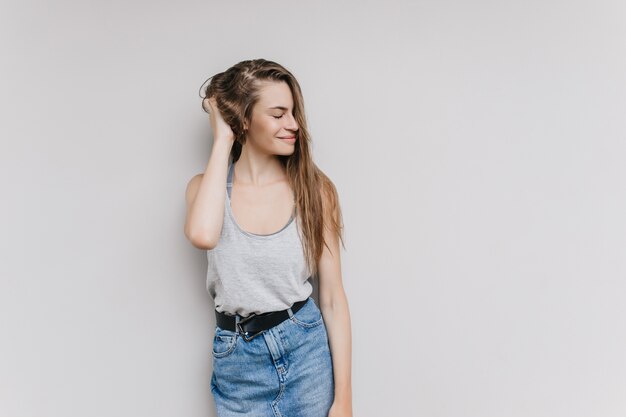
[244,81,299,156]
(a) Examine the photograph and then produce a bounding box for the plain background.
[2,0,625,416]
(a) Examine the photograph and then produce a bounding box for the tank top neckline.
[226,160,296,239]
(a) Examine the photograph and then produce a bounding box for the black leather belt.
[215,299,308,342]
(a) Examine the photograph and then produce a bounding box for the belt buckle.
[236,313,263,342]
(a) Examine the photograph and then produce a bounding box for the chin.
[274,147,296,156]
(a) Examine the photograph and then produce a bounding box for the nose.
[285,113,298,132]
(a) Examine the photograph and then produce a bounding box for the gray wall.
[2,0,625,416]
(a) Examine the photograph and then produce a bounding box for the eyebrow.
[268,106,290,111]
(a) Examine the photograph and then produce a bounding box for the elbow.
[185,226,218,250]
[191,236,218,251]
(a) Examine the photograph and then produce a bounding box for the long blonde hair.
[200,58,345,277]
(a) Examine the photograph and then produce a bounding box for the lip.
[278,136,296,143]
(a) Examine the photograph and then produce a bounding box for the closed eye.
[273,115,284,119]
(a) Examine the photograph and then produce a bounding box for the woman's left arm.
[318,194,353,417]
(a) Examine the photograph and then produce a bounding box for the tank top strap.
[226,160,234,199]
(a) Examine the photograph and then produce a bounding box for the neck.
[235,147,285,186]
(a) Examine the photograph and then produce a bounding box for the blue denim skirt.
[210,297,335,417]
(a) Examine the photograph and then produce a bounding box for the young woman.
[184,59,353,417]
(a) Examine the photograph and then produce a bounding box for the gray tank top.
[205,159,313,317]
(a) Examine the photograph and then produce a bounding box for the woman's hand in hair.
[204,97,235,145]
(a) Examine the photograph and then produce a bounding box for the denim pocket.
[290,298,324,328]
[212,328,238,358]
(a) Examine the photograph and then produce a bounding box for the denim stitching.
[212,334,238,358]
[290,316,323,328]
[289,300,323,328]
[271,380,285,417]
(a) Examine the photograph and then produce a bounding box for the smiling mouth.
[278,137,296,143]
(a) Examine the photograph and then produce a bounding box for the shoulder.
[185,173,204,206]
[317,173,341,224]
[318,170,339,201]
[316,171,345,256]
